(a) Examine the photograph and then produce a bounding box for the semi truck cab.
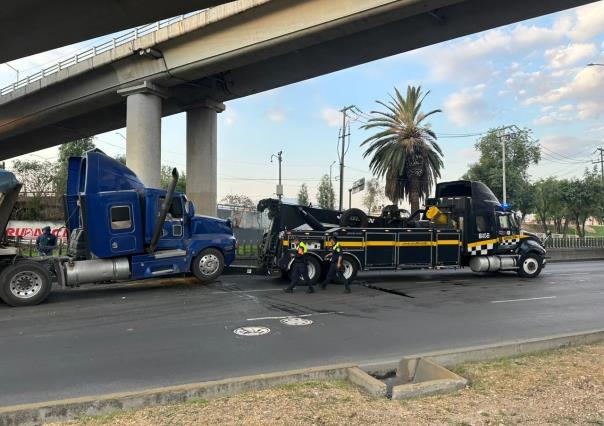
[0,150,236,307]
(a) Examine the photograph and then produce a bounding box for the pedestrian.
[36,226,57,256]
[319,235,351,293]
[284,237,314,293]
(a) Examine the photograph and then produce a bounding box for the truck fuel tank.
[469,255,517,273]
[64,258,130,286]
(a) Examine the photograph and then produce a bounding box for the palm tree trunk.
[409,179,420,213]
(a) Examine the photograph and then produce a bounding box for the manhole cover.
[233,326,271,336]
[280,317,313,326]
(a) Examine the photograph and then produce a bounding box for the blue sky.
[2,1,604,208]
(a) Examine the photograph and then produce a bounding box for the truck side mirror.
[187,200,195,218]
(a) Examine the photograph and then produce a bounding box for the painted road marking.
[246,311,343,321]
[491,296,557,304]
[280,317,313,326]
[212,289,282,294]
[233,326,271,336]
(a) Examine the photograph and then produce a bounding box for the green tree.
[160,165,186,193]
[114,154,127,165]
[362,178,384,214]
[297,183,309,205]
[221,194,255,210]
[316,174,335,209]
[463,127,540,213]
[54,137,96,194]
[361,85,443,212]
[12,160,56,220]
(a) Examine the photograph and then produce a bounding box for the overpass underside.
[0,0,595,214]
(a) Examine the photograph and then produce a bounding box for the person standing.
[284,237,314,293]
[319,235,351,293]
[36,226,57,256]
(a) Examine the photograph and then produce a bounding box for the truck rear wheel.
[517,253,543,278]
[287,256,321,286]
[0,261,52,307]
[192,248,225,283]
[342,256,359,282]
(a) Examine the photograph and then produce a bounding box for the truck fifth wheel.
[0,150,236,307]
[257,180,547,283]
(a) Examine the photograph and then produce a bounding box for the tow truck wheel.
[192,248,225,283]
[286,256,321,286]
[342,256,359,282]
[517,253,543,278]
[0,261,52,307]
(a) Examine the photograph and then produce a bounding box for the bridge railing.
[1,10,206,96]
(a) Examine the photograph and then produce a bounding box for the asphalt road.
[1,261,603,407]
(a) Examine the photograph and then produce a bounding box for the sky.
[2,1,604,209]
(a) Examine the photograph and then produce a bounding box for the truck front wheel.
[517,253,543,278]
[0,261,52,307]
[192,248,225,283]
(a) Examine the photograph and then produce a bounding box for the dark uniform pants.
[322,263,350,290]
[288,262,311,289]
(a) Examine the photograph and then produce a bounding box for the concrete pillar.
[186,99,225,217]
[117,82,168,188]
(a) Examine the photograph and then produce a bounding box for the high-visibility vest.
[297,241,308,255]
[333,242,341,252]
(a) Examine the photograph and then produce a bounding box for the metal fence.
[544,236,604,249]
[1,10,207,96]
[3,236,68,257]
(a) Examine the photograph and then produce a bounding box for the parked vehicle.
[257,180,546,284]
[0,150,236,307]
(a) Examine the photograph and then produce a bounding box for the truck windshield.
[498,214,510,230]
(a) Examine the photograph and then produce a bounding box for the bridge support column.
[118,82,168,188]
[186,99,225,217]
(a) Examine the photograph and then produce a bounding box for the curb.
[0,364,354,426]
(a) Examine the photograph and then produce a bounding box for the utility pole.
[502,131,507,204]
[496,125,518,205]
[338,105,355,211]
[594,147,604,182]
[271,150,283,200]
[348,188,352,209]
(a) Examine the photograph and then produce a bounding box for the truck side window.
[475,215,487,232]
[110,205,132,230]
[158,197,183,219]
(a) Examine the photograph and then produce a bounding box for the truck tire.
[342,255,359,282]
[0,261,52,307]
[287,256,321,286]
[517,252,543,278]
[192,248,225,283]
[339,208,369,228]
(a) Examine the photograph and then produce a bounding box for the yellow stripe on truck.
[285,239,461,248]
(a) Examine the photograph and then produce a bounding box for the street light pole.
[338,105,355,211]
[271,151,283,200]
[329,160,336,187]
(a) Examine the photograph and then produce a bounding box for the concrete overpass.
[0,0,596,215]
[0,0,233,63]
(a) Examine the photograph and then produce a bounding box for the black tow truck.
[257,180,547,284]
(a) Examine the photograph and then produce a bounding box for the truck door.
[156,195,185,249]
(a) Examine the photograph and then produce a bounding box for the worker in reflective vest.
[320,235,351,293]
[284,237,314,293]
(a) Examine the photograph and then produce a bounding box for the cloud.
[444,84,492,127]
[525,66,604,120]
[569,1,604,41]
[540,134,599,157]
[223,109,237,126]
[545,43,596,68]
[267,109,286,123]
[321,108,341,127]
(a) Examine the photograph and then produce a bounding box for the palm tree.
[361,86,443,213]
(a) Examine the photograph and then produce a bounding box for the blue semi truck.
[0,150,236,307]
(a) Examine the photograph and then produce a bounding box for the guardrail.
[1,10,206,96]
[3,236,67,257]
[544,236,604,249]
